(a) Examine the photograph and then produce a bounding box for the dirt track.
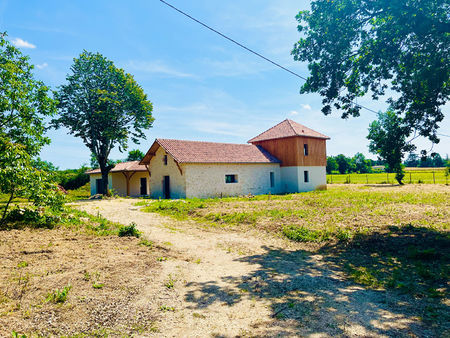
[74,198,436,337]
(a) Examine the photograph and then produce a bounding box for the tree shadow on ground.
[184,225,449,337]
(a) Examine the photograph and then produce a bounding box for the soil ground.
[1,184,447,337]
[71,190,448,337]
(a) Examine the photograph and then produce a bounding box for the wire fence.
[327,171,449,185]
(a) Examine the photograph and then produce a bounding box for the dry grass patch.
[0,228,168,336]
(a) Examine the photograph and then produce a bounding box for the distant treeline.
[327,153,449,174]
[32,158,90,190]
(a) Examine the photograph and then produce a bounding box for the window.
[270,172,275,188]
[225,174,238,183]
[163,154,168,165]
[304,144,309,156]
[304,170,309,183]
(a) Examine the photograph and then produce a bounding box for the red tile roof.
[86,161,147,174]
[140,139,280,164]
[248,119,330,143]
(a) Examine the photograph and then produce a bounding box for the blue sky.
[2,0,449,169]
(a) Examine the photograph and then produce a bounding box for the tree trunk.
[97,154,114,196]
[1,191,14,226]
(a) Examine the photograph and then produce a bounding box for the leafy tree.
[0,140,64,225]
[351,152,372,173]
[404,153,420,167]
[326,156,338,174]
[53,51,154,194]
[0,33,62,224]
[431,153,444,167]
[335,154,351,174]
[126,149,145,161]
[0,33,56,154]
[368,111,415,184]
[292,0,449,143]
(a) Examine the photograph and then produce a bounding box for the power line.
[158,0,380,114]
[159,0,450,136]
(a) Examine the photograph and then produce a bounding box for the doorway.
[140,177,147,195]
[163,176,170,199]
[95,179,105,195]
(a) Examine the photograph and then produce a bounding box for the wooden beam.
[121,171,136,196]
[175,161,183,175]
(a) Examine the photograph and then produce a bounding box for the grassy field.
[137,184,449,333]
[327,167,448,184]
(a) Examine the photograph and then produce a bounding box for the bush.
[6,208,60,228]
[118,222,140,237]
[58,167,89,190]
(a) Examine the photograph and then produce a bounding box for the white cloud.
[36,62,48,69]
[189,120,254,137]
[301,104,312,110]
[126,60,193,78]
[289,110,299,116]
[11,37,36,49]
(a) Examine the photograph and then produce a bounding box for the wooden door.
[163,176,170,199]
[140,177,147,195]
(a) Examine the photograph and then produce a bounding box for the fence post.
[366,174,368,184]
[331,174,333,184]
[386,172,389,184]
[433,171,435,184]
[409,172,412,184]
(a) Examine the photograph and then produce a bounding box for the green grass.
[65,183,91,201]
[327,168,448,184]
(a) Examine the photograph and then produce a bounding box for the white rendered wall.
[110,173,127,196]
[280,166,326,192]
[89,173,112,195]
[128,172,150,196]
[149,147,186,199]
[184,163,281,199]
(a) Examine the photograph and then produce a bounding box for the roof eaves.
[156,139,182,164]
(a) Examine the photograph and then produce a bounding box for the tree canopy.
[368,111,415,184]
[292,0,449,143]
[0,33,56,155]
[53,51,154,194]
[126,149,145,162]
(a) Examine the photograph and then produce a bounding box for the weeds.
[46,285,71,303]
[164,275,175,289]
[118,223,140,238]
[159,305,175,312]
[282,225,331,242]
[139,239,154,248]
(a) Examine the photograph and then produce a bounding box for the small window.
[270,172,275,188]
[225,174,238,183]
[163,154,168,165]
[304,170,309,183]
[304,144,309,156]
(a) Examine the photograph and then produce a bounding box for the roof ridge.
[247,119,289,143]
[285,118,297,135]
[156,138,253,147]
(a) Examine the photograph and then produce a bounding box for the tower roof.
[248,119,330,143]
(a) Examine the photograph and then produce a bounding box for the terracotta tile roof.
[141,139,280,164]
[248,119,330,143]
[86,161,147,174]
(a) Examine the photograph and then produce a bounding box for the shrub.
[118,222,140,237]
[6,208,60,229]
